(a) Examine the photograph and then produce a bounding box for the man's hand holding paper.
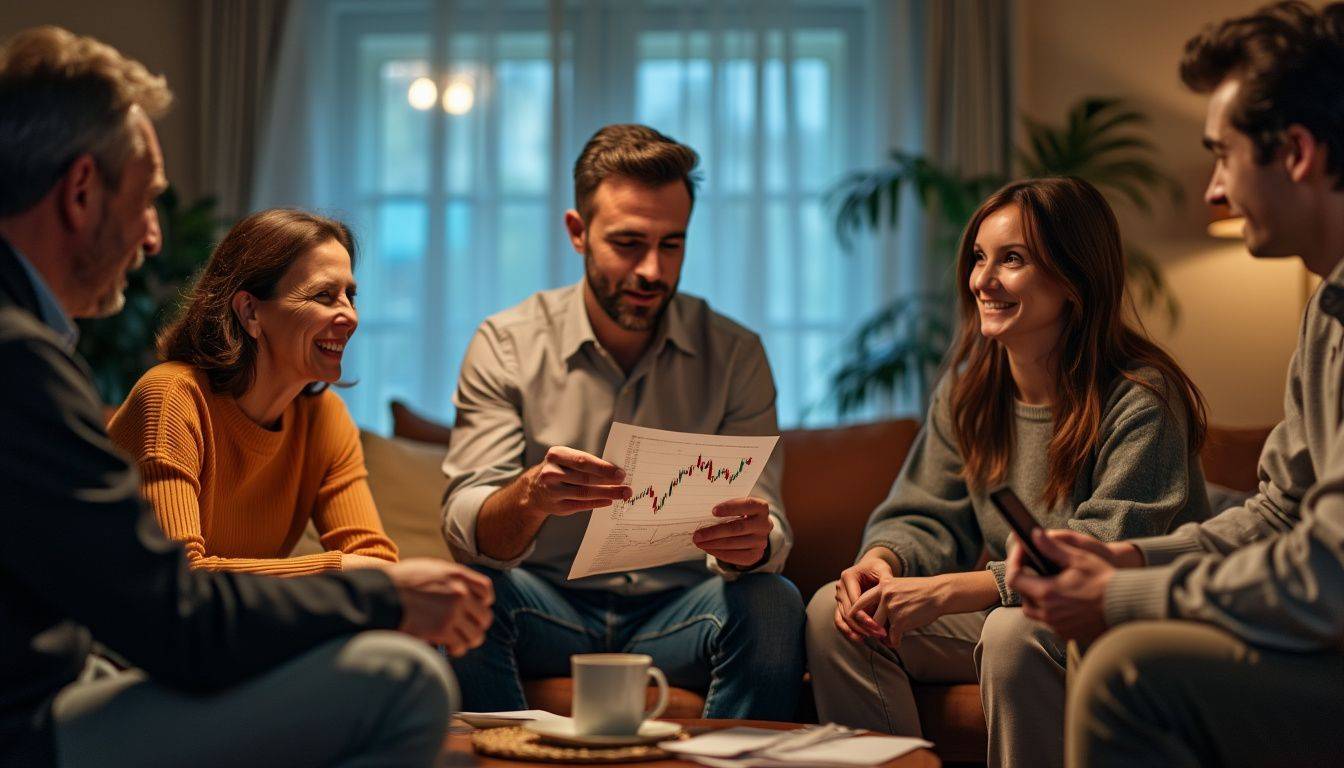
[518,446,632,517]
[568,423,780,579]
[693,497,772,568]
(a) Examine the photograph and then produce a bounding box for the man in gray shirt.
[1007,3,1344,766]
[441,124,803,719]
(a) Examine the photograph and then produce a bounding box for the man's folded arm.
[0,334,403,690]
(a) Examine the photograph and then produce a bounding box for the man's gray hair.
[0,26,173,218]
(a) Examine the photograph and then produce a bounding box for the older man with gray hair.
[0,26,493,768]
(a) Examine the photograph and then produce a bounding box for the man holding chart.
[441,124,802,719]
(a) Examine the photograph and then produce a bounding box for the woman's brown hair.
[157,208,356,397]
[947,177,1206,509]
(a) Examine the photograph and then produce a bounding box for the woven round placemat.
[470,725,687,764]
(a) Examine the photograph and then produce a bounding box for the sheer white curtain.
[199,0,291,221]
[254,0,919,433]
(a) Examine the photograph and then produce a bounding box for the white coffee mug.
[571,653,670,736]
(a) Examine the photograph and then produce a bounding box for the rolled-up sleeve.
[441,322,532,568]
[710,334,789,578]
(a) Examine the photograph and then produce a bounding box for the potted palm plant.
[827,97,1182,416]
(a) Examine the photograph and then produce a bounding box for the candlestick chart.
[629,454,753,513]
[569,422,778,579]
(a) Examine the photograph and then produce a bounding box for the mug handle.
[644,666,670,722]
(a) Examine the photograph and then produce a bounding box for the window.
[315,0,888,432]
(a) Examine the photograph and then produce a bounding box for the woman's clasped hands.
[833,549,949,648]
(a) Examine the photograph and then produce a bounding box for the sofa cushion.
[295,430,452,560]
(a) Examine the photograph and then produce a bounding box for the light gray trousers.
[1067,620,1344,768]
[806,582,1068,768]
[53,631,457,768]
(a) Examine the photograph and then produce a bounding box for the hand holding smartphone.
[988,487,1062,577]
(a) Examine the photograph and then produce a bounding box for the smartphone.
[988,487,1061,576]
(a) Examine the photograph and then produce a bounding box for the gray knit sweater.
[860,369,1211,605]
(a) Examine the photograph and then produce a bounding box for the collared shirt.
[8,242,78,351]
[442,282,790,596]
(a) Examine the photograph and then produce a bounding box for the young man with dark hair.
[1003,3,1344,765]
[442,123,804,719]
[0,26,493,768]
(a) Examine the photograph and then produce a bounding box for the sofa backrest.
[378,403,1271,599]
[1201,425,1274,493]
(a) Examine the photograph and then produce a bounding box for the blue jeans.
[449,567,805,720]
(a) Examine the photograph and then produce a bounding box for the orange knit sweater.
[109,362,398,575]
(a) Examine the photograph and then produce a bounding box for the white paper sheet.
[758,735,932,765]
[454,710,565,728]
[456,710,562,721]
[661,726,931,767]
[568,423,779,580]
[659,727,791,757]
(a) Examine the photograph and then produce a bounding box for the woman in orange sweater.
[110,208,398,575]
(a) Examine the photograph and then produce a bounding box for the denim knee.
[724,573,804,626]
[340,630,457,723]
[721,574,805,667]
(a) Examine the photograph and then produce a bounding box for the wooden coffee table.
[444,718,941,767]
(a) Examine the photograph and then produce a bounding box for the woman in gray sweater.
[805,177,1210,768]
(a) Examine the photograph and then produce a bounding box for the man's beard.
[583,247,676,332]
[72,203,140,319]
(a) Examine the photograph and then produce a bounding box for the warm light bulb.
[407,77,437,111]
[442,79,475,115]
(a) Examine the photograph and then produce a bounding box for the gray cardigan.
[860,369,1211,605]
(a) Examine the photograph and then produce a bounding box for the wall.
[0,1,202,200]
[1015,0,1301,427]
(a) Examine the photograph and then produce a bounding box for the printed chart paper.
[568,423,779,580]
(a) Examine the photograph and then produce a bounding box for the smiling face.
[247,238,358,387]
[1202,78,1301,258]
[968,204,1069,349]
[571,176,689,333]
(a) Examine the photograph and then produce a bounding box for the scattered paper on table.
[569,423,779,579]
[659,727,791,757]
[759,735,933,765]
[662,725,932,767]
[455,710,564,728]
